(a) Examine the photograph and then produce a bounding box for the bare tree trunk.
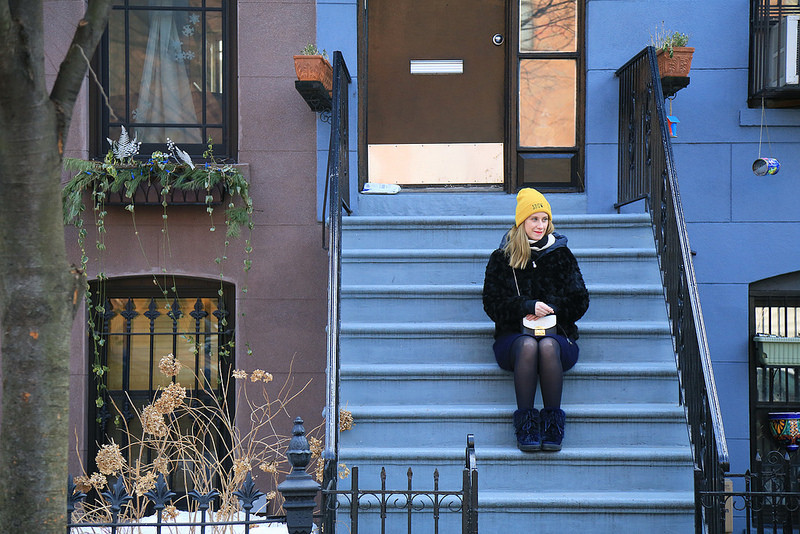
[0,2,111,531]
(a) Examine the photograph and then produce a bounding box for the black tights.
[511,335,563,410]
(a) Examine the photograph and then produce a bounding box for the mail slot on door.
[409,59,464,75]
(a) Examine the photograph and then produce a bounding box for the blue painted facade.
[314,0,800,475]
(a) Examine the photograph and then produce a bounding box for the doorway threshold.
[356,189,587,216]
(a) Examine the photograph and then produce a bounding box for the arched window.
[87,276,235,493]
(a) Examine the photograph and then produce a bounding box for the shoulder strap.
[511,267,520,296]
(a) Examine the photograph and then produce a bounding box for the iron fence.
[701,450,800,533]
[615,46,730,533]
[68,417,320,534]
[321,435,478,534]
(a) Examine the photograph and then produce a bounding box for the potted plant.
[651,27,693,78]
[293,44,333,92]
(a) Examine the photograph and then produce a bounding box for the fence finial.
[278,417,320,534]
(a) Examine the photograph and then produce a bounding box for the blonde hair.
[503,219,555,269]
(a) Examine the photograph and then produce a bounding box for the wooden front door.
[366,0,506,186]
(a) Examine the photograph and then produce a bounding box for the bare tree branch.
[51,0,113,155]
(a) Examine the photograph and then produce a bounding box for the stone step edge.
[343,213,651,228]
[338,446,692,464]
[343,247,656,260]
[343,403,685,422]
[342,283,663,297]
[341,320,670,336]
[341,362,677,379]
[477,490,695,511]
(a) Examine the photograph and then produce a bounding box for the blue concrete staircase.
[336,193,695,533]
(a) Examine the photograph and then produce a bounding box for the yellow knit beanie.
[514,188,552,227]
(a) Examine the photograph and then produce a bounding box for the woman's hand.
[529,301,554,320]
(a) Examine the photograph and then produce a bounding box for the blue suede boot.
[513,409,541,452]
[541,407,565,451]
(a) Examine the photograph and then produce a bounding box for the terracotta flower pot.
[293,55,333,92]
[656,47,694,78]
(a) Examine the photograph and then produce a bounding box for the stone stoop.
[334,195,695,533]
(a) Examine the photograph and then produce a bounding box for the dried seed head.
[232,369,248,380]
[164,505,179,520]
[153,456,170,475]
[142,404,168,437]
[158,353,182,377]
[153,382,186,414]
[73,475,93,494]
[96,442,126,476]
[89,472,107,491]
[250,369,273,383]
[259,461,278,474]
[309,437,323,458]
[134,471,157,495]
[339,409,354,431]
[233,458,251,477]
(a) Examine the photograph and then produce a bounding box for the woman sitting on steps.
[482,188,589,452]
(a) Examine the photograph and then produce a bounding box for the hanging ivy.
[62,136,255,419]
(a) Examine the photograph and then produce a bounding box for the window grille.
[749,0,800,107]
[87,277,235,493]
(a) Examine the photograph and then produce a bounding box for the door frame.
[356,0,584,193]
[507,0,585,192]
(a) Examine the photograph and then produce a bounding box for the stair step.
[479,491,696,533]
[333,491,694,534]
[354,191,587,216]
[340,446,693,492]
[341,283,666,322]
[342,247,662,285]
[340,362,680,405]
[340,403,690,448]
[340,320,669,336]
[340,328,676,364]
[342,213,654,249]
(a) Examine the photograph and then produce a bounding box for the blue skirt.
[493,332,579,372]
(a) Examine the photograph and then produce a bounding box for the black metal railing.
[700,450,800,533]
[616,46,730,533]
[322,435,478,534]
[321,50,353,534]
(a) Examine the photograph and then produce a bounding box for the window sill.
[740,108,800,127]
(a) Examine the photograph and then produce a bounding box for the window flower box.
[754,335,800,366]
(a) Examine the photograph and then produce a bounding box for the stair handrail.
[321,50,352,534]
[615,47,730,533]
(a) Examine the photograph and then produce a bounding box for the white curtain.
[133,1,202,144]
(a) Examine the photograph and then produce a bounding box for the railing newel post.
[277,417,320,534]
[406,467,413,534]
[351,466,359,534]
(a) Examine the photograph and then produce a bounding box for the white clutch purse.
[522,314,557,337]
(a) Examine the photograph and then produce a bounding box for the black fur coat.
[482,233,589,340]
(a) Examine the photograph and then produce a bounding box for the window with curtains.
[93,0,235,159]
[87,277,235,491]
